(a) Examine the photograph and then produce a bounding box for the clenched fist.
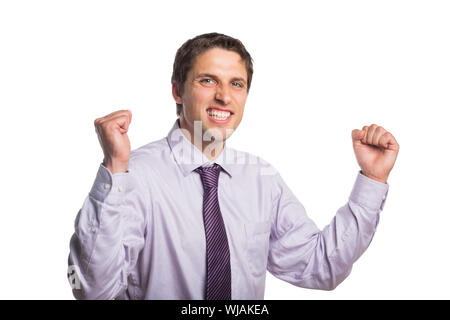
[351,124,399,184]
[94,110,132,174]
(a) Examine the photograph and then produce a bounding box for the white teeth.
[207,109,231,120]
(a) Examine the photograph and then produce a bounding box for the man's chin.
[203,125,236,142]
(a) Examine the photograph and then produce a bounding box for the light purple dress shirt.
[68,119,389,300]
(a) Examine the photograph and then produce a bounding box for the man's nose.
[215,84,232,105]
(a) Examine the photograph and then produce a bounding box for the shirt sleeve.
[68,163,148,299]
[267,171,389,290]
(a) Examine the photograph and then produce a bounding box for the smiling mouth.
[206,107,233,121]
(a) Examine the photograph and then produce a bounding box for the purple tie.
[195,164,232,300]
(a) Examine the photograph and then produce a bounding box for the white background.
[0,0,449,299]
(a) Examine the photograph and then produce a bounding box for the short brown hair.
[171,32,254,116]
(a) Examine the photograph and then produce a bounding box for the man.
[68,32,399,300]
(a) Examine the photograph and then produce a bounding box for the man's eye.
[200,79,214,84]
[232,82,243,88]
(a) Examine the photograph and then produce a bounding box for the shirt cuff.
[349,171,389,211]
[89,163,130,205]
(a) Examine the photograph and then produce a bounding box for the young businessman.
[68,32,399,300]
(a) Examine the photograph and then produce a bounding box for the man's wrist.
[361,170,387,184]
[102,158,129,174]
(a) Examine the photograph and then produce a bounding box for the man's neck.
[178,117,225,161]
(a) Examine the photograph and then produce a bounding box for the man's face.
[173,48,248,144]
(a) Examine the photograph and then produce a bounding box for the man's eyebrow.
[195,73,217,79]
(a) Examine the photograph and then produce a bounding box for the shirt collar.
[166,119,234,177]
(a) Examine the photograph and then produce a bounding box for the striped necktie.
[195,163,232,300]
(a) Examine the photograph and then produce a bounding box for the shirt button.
[382,194,386,200]
[91,227,97,233]
[118,186,124,192]
[104,183,111,190]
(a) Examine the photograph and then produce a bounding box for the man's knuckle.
[103,121,114,130]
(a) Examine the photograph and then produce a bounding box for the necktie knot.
[195,163,222,189]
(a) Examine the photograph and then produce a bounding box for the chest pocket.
[244,220,271,277]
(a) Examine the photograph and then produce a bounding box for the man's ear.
[172,83,183,105]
